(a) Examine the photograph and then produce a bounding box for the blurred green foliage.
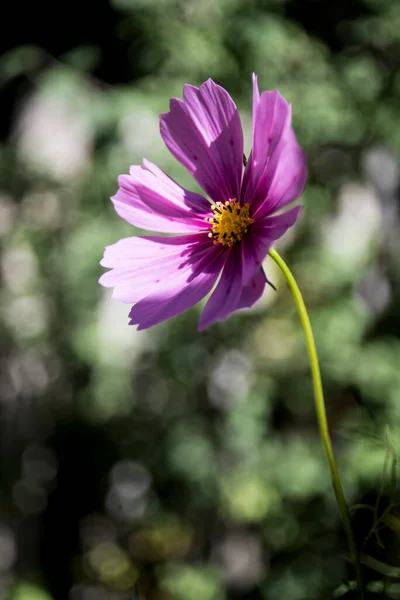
[2,0,400,598]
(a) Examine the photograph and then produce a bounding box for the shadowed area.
[1,0,400,598]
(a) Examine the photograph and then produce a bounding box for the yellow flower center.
[206,199,254,247]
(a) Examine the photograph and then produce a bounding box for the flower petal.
[199,248,267,330]
[129,242,227,330]
[235,268,267,312]
[252,91,291,182]
[160,79,243,204]
[112,163,211,233]
[251,73,260,139]
[241,81,307,217]
[99,233,213,303]
[240,230,272,286]
[238,205,302,286]
[253,130,307,218]
[199,247,243,329]
[241,89,292,207]
[183,80,244,200]
[143,159,211,215]
[256,205,303,239]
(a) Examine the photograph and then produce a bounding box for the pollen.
[206,199,254,247]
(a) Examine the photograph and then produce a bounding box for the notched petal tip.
[99,256,108,269]
[129,165,147,178]
[111,160,211,233]
[116,172,131,188]
[170,97,184,112]
[160,78,244,204]
[159,98,184,124]
[159,111,169,124]
[182,82,199,99]
[98,271,111,287]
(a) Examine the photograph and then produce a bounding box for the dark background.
[1,0,400,598]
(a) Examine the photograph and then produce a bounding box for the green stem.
[268,248,363,597]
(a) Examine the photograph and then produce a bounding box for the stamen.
[205,199,254,247]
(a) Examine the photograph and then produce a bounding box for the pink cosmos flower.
[99,75,307,331]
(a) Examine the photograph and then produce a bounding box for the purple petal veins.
[99,75,307,330]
